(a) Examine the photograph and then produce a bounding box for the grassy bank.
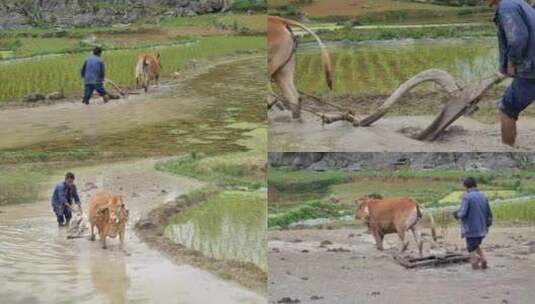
[300,24,495,43]
[268,168,535,228]
[269,0,492,24]
[156,125,266,189]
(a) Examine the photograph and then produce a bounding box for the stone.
[46,91,65,100]
[22,93,45,103]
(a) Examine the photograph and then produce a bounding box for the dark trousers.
[499,77,535,120]
[83,83,107,104]
[54,205,72,224]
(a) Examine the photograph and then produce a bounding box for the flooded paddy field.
[166,190,267,271]
[269,39,535,152]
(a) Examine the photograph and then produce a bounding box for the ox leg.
[274,55,301,119]
[372,231,384,251]
[119,230,125,249]
[397,229,409,253]
[411,227,423,257]
[100,232,107,249]
[89,224,95,241]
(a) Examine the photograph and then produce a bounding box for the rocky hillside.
[0,0,263,29]
[268,152,535,171]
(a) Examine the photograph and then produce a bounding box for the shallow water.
[295,39,498,95]
[0,56,266,156]
[0,160,266,304]
[165,191,267,271]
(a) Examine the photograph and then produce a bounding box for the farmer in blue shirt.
[81,46,110,104]
[454,177,493,270]
[491,0,535,146]
[51,172,81,227]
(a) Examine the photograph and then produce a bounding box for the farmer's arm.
[454,195,470,220]
[486,199,493,227]
[100,61,105,80]
[81,61,87,79]
[500,8,529,66]
[72,185,81,205]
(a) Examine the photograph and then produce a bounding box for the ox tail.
[272,16,334,90]
[135,56,146,86]
[418,205,437,242]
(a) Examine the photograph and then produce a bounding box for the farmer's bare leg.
[476,247,488,269]
[470,251,481,270]
[501,113,517,146]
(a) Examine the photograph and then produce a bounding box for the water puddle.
[166,191,267,271]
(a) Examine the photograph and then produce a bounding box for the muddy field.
[269,110,535,152]
[268,226,535,304]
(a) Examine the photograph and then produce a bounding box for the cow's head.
[99,196,128,224]
[355,197,371,221]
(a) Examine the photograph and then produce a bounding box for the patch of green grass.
[268,200,350,228]
[0,164,53,205]
[0,35,265,103]
[0,149,97,164]
[157,127,266,189]
[492,200,535,224]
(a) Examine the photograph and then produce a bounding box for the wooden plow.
[269,69,506,141]
[394,253,470,269]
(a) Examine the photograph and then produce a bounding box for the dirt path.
[268,227,535,304]
[0,55,261,150]
[269,110,535,152]
[0,159,267,304]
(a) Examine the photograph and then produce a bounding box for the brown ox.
[88,191,129,249]
[355,196,437,256]
[135,53,161,92]
[268,16,333,119]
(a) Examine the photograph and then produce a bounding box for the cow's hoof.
[102,246,107,249]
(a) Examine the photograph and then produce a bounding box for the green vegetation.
[492,200,535,224]
[269,0,493,24]
[301,24,495,43]
[268,200,350,228]
[0,165,52,206]
[157,126,266,190]
[295,39,497,96]
[166,190,267,270]
[0,36,264,103]
[269,167,535,227]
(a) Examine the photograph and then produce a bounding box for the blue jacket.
[494,0,535,79]
[51,182,81,209]
[455,188,493,238]
[81,54,105,84]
